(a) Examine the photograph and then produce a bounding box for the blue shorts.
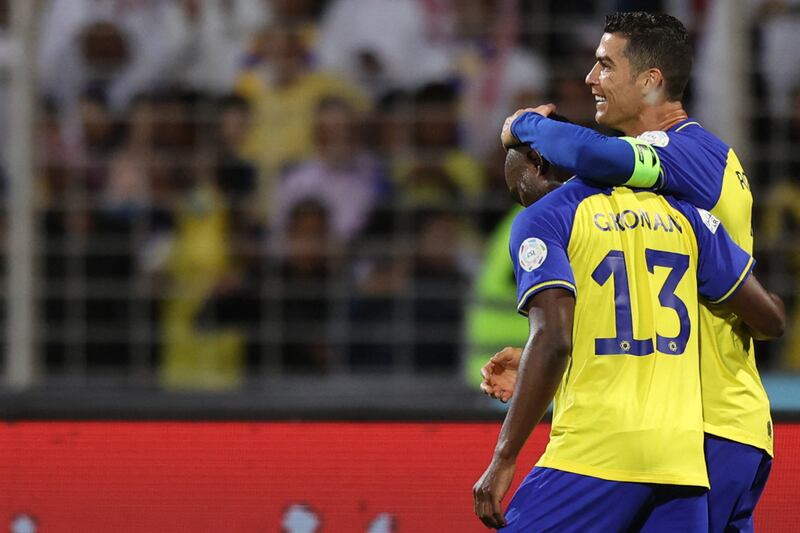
[705,434,772,533]
[499,467,708,533]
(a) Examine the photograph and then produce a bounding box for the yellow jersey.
[628,121,773,455]
[510,181,754,486]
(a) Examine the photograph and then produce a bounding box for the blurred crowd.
[0,0,799,388]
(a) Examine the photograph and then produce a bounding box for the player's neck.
[624,103,688,137]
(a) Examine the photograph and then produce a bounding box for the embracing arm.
[507,110,660,187]
[724,274,786,340]
[473,288,574,529]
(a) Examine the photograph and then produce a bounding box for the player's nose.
[585,63,599,86]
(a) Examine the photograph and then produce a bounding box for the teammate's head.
[585,12,692,130]
[504,147,560,207]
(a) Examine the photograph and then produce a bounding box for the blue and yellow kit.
[512,114,773,457]
[510,179,754,487]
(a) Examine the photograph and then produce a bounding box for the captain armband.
[620,136,662,188]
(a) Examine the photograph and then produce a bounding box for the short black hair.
[604,11,692,101]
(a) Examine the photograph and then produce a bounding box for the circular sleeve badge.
[636,130,670,147]
[518,238,548,272]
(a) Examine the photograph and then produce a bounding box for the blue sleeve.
[650,130,727,209]
[510,112,637,183]
[509,205,576,316]
[679,204,754,303]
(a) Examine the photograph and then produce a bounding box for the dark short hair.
[604,11,692,101]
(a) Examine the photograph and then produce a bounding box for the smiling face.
[585,33,648,132]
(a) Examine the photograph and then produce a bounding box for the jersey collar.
[668,118,702,133]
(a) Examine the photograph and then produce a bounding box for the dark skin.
[503,146,561,207]
[726,274,786,340]
[472,148,572,529]
[473,148,786,528]
[472,289,574,529]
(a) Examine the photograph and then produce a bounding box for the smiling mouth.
[594,95,607,104]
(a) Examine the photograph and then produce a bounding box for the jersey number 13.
[591,249,690,356]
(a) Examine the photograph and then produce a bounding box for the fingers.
[511,104,557,120]
[491,495,507,528]
[531,103,557,117]
[480,361,494,380]
[490,352,511,366]
[473,489,507,529]
[491,346,518,366]
[500,122,519,150]
[480,380,506,401]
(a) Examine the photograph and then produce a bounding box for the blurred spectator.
[756,0,800,120]
[187,94,263,375]
[760,178,800,370]
[370,90,415,160]
[451,0,548,158]
[37,98,77,202]
[141,90,247,389]
[347,251,410,372]
[347,206,468,372]
[316,0,450,96]
[396,83,485,203]
[77,90,122,195]
[410,207,467,371]
[271,96,390,244]
[37,0,195,144]
[237,23,366,208]
[464,207,526,384]
[172,0,269,94]
[103,95,155,217]
[266,0,327,50]
[695,1,800,132]
[159,181,244,390]
[146,89,209,204]
[214,95,258,228]
[272,199,338,373]
[84,96,156,373]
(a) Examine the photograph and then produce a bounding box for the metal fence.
[0,0,798,414]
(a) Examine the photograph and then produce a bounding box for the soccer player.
[498,12,776,532]
[473,146,784,531]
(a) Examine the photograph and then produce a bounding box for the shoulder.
[637,121,731,206]
[664,196,720,237]
[659,121,729,157]
[632,121,729,156]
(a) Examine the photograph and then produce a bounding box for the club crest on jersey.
[637,130,670,147]
[518,238,547,272]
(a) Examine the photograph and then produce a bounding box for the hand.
[473,456,516,529]
[480,346,522,403]
[500,104,558,151]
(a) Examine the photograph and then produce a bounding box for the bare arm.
[473,288,574,529]
[725,273,786,340]
[493,289,574,461]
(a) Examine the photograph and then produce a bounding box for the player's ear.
[641,68,665,97]
[525,148,551,177]
[525,149,544,173]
